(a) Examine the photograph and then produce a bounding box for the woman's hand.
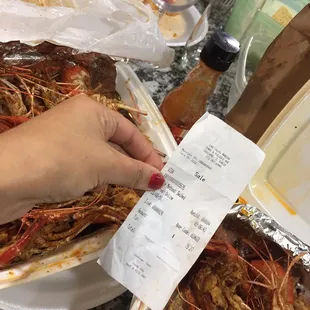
[0,95,164,224]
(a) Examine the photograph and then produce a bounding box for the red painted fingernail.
[148,173,165,190]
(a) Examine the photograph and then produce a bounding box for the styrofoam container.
[0,259,127,310]
[242,79,310,246]
[115,62,177,154]
[0,61,177,289]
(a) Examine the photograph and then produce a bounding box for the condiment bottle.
[160,31,240,144]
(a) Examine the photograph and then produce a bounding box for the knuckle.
[122,130,135,149]
[130,161,143,189]
[99,110,118,138]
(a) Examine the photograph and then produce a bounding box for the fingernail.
[148,173,165,190]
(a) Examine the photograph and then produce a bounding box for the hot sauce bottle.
[160,31,240,144]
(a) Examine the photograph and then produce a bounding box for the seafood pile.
[0,188,139,267]
[0,41,145,268]
[165,209,310,310]
[0,41,145,122]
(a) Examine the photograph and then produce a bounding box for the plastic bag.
[0,0,174,67]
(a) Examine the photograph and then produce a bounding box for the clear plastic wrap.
[0,0,174,67]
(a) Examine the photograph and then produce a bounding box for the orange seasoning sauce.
[265,182,297,215]
[160,31,240,144]
[160,62,221,144]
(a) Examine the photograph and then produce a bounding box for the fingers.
[103,147,165,191]
[107,141,129,156]
[104,110,164,171]
[50,95,163,171]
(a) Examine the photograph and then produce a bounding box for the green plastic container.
[225,0,310,42]
[225,0,265,41]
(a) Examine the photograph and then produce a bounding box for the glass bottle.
[160,31,240,144]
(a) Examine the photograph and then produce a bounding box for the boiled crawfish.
[0,115,29,133]
[166,221,310,310]
[0,41,146,119]
[0,188,140,267]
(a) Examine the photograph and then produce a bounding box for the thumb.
[105,151,165,191]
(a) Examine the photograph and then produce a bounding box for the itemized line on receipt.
[164,174,185,190]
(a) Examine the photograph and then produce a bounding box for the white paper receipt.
[98,113,265,310]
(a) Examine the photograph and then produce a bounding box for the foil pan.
[130,204,310,310]
[228,204,310,272]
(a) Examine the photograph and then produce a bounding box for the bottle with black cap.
[160,31,240,144]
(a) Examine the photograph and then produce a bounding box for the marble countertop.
[91,1,236,309]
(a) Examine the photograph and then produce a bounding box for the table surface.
[91,0,236,309]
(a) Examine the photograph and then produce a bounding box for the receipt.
[98,113,265,310]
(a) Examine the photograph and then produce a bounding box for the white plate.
[242,79,310,246]
[0,260,126,310]
[159,6,208,47]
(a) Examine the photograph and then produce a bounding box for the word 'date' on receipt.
[98,113,265,310]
